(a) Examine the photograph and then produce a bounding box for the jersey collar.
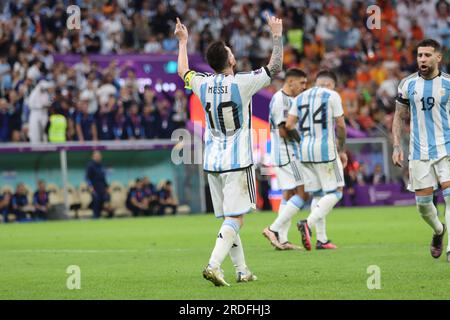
[419,70,441,80]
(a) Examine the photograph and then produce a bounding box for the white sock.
[209,219,240,269]
[277,199,289,243]
[307,192,342,227]
[416,195,443,235]
[270,195,304,235]
[278,219,291,244]
[229,234,247,274]
[311,196,320,211]
[315,218,327,243]
[443,190,450,252]
[310,196,327,242]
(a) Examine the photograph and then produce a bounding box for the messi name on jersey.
[208,85,229,94]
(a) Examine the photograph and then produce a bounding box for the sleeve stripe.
[396,96,410,106]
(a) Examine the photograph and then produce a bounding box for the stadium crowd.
[0,0,449,183]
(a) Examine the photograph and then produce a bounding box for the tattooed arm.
[335,115,348,168]
[265,12,283,77]
[392,101,410,167]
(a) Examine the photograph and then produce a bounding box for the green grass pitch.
[0,205,449,300]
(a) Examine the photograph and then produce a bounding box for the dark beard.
[418,66,435,78]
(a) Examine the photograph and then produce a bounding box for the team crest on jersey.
[253,68,262,74]
[440,88,446,96]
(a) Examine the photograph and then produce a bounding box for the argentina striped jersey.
[289,86,344,163]
[269,90,301,166]
[189,67,271,172]
[397,71,450,160]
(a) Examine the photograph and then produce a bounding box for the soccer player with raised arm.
[262,68,308,250]
[286,70,347,251]
[392,39,450,262]
[174,13,283,286]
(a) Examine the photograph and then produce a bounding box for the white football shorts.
[408,156,450,192]
[300,157,345,193]
[274,160,304,191]
[207,166,256,218]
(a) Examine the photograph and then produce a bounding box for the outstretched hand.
[264,12,282,37]
[174,17,188,42]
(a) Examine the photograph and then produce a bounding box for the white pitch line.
[1,248,192,254]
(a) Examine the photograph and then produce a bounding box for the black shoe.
[430,224,446,259]
[296,220,312,251]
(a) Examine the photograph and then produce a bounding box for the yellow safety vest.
[48,114,67,143]
[287,29,303,52]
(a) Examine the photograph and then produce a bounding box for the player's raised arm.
[265,12,283,77]
[392,101,409,167]
[174,17,189,79]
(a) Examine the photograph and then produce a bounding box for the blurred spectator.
[155,97,175,139]
[144,35,162,53]
[0,97,11,142]
[0,190,11,223]
[86,151,110,219]
[11,183,30,221]
[369,164,386,185]
[356,163,371,186]
[28,80,54,143]
[96,101,116,141]
[142,104,158,139]
[142,176,159,215]
[158,180,177,215]
[171,89,188,130]
[46,107,67,143]
[113,103,128,140]
[75,97,98,142]
[126,102,144,139]
[33,180,49,220]
[126,178,151,217]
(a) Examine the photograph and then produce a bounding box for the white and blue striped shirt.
[397,71,450,160]
[289,86,344,163]
[269,90,301,166]
[190,67,271,172]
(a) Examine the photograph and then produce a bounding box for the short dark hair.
[285,68,307,79]
[316,70,338,85]
[416,38,442,52]
[206,41,229,73]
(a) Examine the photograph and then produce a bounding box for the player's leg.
[298,159,343,250]
[203,173,231,286]
[227,167,257,282]
[310,190,338,249]
[264,160,306,249]
[262,162,299,249]
[204,168,256,286]
[434,156,450,261]
[411,159,445,258]
[264,188,297,249]
[442,183,450,261]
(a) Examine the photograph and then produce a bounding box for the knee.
[326,190,343,201]
[416,195,433,215]
[312,190,324,198]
